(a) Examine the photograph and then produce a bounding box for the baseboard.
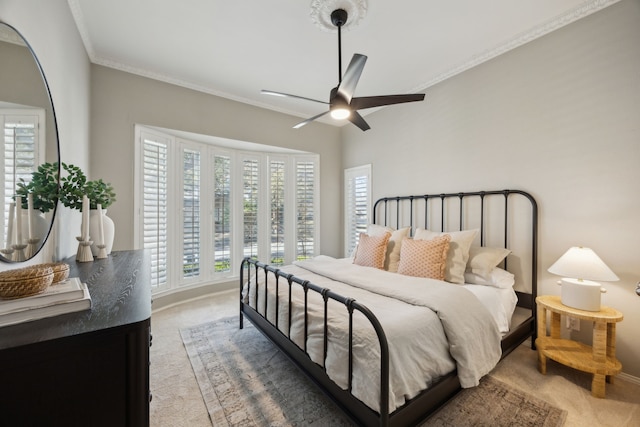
[151,281,236,312]
[619,372,640,386]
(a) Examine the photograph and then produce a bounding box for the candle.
[15,196,23,245]
[97,203,104,246]
[27,193,34,239]
[81,195,90,241]
[6,202,14,248]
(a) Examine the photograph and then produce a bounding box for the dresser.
[0,250,152,426]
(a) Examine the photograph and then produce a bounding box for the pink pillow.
[397,235,451,280]
[353,232,391,269]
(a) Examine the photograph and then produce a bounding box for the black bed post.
[239,257,248,329]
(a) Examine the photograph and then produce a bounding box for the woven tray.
[0,265,54,299]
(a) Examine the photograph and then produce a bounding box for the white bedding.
[462,283,517,335]
[244,256,503,414]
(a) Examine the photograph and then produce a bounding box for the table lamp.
[548,246,619,311]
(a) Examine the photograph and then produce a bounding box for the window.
[182,148,201,278]
[139,132,170,291]
[1,111,44,246]
[213,154,231,272]
[134,125,319,294]
[344,164,371,257]
[242,158,259,259]
[269,159,285,265]
[296,161,315,260]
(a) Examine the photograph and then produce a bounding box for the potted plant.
[57,162,87,210]
[84,178,116,210]
[15,162,60,213]
[16,162,117,254]
[56,163,117,255]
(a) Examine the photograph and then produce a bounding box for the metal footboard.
[240,257,392,426]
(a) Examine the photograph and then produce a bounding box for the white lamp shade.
[548,246,619,282]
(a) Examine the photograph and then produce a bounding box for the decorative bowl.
[37,262,70,284]
[0,265,54,299]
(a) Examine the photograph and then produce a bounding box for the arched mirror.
[0,22,59,262]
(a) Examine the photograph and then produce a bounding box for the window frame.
[344,164,371,257]
[134,125,319,295]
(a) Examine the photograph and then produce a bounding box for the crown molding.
[410,0,621,93]
[69,0,621,124]
[67,0,96,60]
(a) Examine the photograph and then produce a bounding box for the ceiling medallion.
[309,0,368,32]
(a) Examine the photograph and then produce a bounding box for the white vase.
[19,211,49,242]
[89,209,115,256]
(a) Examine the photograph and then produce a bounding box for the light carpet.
[180,317,567,427]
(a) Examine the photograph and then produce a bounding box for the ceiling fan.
[262,9,425,131]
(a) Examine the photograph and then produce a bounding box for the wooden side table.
[535,295,623,398]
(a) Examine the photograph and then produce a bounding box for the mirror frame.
[0,21,60,263]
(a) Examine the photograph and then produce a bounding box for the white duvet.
[244,256,502,414]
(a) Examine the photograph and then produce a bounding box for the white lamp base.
[560,278,605,311]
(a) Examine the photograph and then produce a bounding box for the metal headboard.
[372,189,538,308]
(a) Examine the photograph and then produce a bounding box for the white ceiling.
[68,0,618,128]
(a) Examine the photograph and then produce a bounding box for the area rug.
[181,317,567,427]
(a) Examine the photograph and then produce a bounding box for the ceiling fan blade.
[347,111,370,131]
[350,93,425,110]
[261,89,329,105]
[293,110,331,129]
[337,54,367,103]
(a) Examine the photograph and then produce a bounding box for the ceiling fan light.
[330,108,350,120]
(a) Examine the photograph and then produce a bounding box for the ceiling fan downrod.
[331,9,348,84]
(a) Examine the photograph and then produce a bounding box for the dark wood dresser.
[0,250,151,427]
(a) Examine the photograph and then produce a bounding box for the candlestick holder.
[11,243,27,262]
[96,243,108,259]
[76,236,94,262]
[24,238,41,259]
[0,248,14,259]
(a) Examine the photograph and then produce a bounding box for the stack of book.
[0,277,91,327]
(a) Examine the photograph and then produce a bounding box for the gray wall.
[0,0,91,264]
[90,65,343,260]
[342,0,640,378]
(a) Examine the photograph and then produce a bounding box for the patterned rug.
[181,317,567,427]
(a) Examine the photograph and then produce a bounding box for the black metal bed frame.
[240,189,538,427]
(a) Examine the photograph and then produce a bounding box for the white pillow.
[464,267,515,289]
[367,224,411,272]
[466,246,511,280]
[414,228,479,284]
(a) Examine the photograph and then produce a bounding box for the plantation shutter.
[134,125,319,295]
[2,114,39,245]
[213,155,231,272]
[295,160,315,261]
[344,165,371,257]
[269,159,285,265]
[182,148,201,278]
[142,135,169,290]
[242,158,259,259]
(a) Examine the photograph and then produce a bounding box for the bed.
[239,189,538,427]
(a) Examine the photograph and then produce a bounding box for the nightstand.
[535,295,623,398]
